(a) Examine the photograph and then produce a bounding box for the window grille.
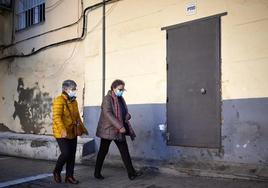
[0,0,12,10]
[16,0,45,31]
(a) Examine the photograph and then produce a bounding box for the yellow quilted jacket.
[52,93,88,139]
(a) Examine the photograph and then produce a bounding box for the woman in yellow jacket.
[52,80,88,184]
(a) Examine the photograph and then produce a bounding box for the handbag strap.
[61,96,75,124]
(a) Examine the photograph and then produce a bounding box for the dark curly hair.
[111,79,125,90]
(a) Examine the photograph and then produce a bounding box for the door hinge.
[166,97,169,103]
[166,33,168,40]
[166,63,168,71]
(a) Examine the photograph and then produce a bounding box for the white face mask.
[67,90,77,98]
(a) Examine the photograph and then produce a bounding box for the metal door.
[165,15,223,148]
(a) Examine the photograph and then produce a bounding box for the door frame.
[162,12,227,148]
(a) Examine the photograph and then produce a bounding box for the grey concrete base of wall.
[84,99,268,165]
[0,132,95,163]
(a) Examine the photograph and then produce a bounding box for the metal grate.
[0,0,12,10]
[16,0,45,31]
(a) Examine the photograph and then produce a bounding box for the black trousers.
[95,138,136,176]
[54,138,77,177]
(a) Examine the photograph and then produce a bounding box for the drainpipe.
[11,0,15,44]
[102,0,106,98]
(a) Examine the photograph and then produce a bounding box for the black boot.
[53,170,62,183]
[128,170,143,180]
[94,172,105,180]
[65,176,79,184]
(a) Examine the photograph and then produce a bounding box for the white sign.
[158,124,167,132]
[186,2,197,15]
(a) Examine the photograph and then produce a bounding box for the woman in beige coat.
[94,79,142,180]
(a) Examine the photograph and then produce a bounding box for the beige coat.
[96,91,136,140]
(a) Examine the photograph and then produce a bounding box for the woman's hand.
[130,134,136,141]
[83,129,89,135]
[119,127,126,133]
[126,113,131,121]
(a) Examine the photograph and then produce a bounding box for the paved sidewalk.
[0,156,267,188]
[83,155,268,182]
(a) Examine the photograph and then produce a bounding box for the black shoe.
[128,174,137,180]
[128,170,143,180]
[53,170,61,183]
[134,171,143,177]
[94,173,104,180]
[65,176,79,184]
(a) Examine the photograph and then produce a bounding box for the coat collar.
[61,92,76,102]
[107,90,113,96]
[61,93,68,100]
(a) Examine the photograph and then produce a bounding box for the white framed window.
[16,0,45,31]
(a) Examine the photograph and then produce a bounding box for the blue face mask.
[68,90,77,98]
[67,88,77,98]
[115,90,123,97]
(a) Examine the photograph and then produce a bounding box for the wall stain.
[13,78,52,134]
[0,123,15,132]
[31,140,48,148]
[145,185,163,188]
[216,165,229,171]
[236,121,261,145]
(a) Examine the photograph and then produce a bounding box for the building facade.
[0,0,268,166]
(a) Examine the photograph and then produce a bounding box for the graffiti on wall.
[13,78,52,134]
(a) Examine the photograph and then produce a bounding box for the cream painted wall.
[84,0,103,107]
[0,11,12,45]
[221,0,268,99]
[84,0,268,106]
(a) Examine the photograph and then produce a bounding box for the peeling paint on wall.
[30,140,48,148]
[12,78,52,134]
